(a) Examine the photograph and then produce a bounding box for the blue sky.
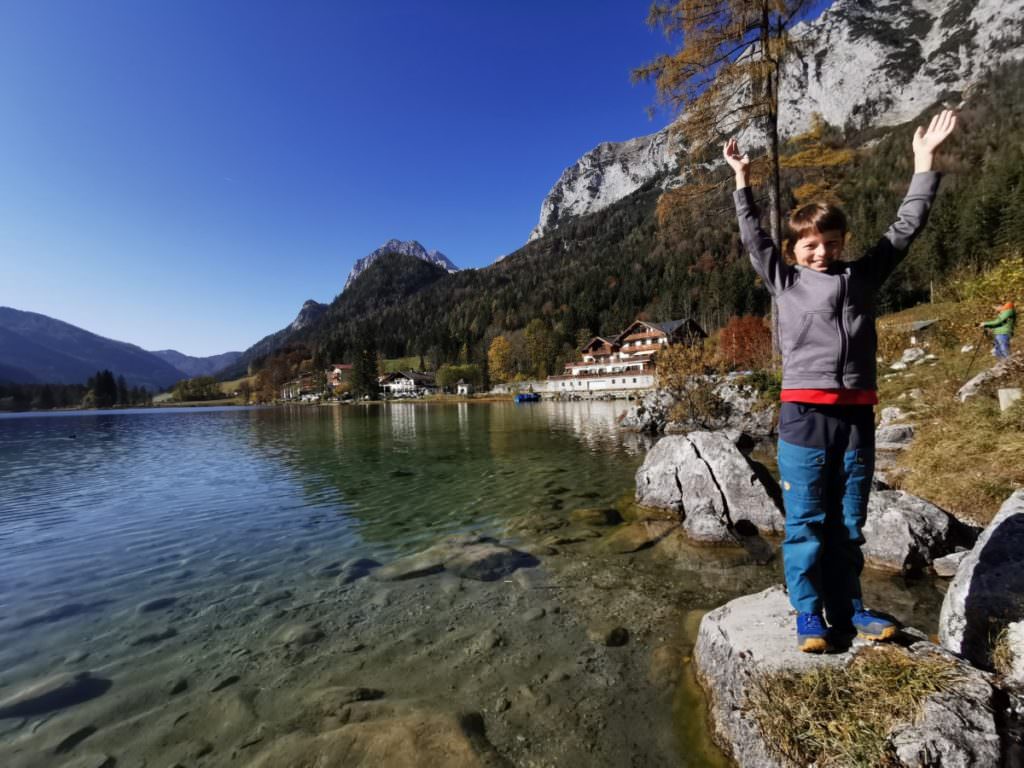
[0,0,831,357]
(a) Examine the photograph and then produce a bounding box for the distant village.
[279,318,706,402]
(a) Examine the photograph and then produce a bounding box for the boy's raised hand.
[913,109,957,171]
[723,138,750,189]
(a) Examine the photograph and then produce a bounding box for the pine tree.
[350,328,380,399]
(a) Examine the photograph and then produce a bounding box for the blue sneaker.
[797,612,830,653]
[851,608,898,641]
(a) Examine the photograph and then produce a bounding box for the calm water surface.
[0,402,647,659]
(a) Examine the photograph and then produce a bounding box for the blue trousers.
[777,403,874,624]
[994,334,1011,359]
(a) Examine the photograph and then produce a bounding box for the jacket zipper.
[837,275,848,387]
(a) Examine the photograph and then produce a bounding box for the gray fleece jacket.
[734,171,941,391]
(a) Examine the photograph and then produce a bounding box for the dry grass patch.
[898,389,1024,525]
[991,627,1016,678]
[748,647,962,768]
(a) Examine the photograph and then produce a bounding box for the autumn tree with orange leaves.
[716,315,773,370]
[633,0,810,249]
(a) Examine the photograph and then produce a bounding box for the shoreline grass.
[748,646,962,767]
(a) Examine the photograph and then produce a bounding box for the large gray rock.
[957,352,1023,402]
[900,347,927,365]
[687,432,783,535]
[863,491,964,574]
[875,423,916,451]
[619,383,775,437]
[694,587,1000,768]
[635,433,783,544]
[619,390,674,434]
[714,382,776,437]
[940,490,1024,667]
[879,406,909,425]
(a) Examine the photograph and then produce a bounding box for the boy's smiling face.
[793,230,845,272]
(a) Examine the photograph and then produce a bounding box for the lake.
[0,402,944,767]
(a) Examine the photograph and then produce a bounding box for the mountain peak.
[343,239,458,292]
[288,300,328,332]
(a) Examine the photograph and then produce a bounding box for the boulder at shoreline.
[863,490,974,574]
[634,432,783,544]
[940,489,1024,668]
[694,587,1000,767]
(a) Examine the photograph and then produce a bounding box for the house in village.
[548,318,706,394]
[379,371,437,398]
[456,379,473,396]
[280,372,319,401]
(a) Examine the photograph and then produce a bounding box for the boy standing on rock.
[724,110,957,652]
[980,301,1016,358]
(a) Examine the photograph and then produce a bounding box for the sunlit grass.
[748,646,962,767]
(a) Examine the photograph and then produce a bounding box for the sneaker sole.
[798,637,830,653]
[857,626,897,641]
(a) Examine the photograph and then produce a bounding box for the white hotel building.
[547,318,706,394]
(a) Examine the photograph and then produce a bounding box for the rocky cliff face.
[528,126,678,241]
[343,239,458,292]
[529,0,1024,240]
[287,300,327,333]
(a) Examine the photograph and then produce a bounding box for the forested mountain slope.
[288,62,1021,375]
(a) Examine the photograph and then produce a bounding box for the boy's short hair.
[784,202,848,257]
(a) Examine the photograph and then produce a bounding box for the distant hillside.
[0,307,186,390]
[218,252,449,379]
[214,300,327,380]
[150,349,242,378]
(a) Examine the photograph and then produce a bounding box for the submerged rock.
[60,755,115,768]
[0,672,111,719]
[634,432,782,544]
[338,558,381,584]
[276,623,325,647]
[694,587,1000,767]
[586,623,629,647]
[568,507,621,526]
[136,596,178,614]
[603,521,677,553]
[940,489,1024,668]
[246,703,502,768]
[373,533,538,583]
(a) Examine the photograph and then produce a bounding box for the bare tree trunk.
[762,6,784,360]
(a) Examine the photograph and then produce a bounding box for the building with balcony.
[548,318,705,394]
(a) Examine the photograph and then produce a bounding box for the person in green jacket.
[980,301,1016,359]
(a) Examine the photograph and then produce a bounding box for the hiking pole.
[961,327,988,384]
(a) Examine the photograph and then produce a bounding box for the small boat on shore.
[514,392,541,403]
